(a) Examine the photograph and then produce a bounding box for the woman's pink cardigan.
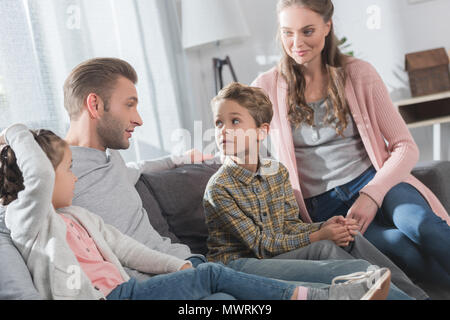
[251,57,450,225]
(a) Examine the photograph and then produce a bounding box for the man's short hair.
[211,82,273,127]
[63,57,138,120]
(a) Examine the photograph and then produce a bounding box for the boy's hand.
[322,215,347,228]
[321,216,358,242]
[313,223,354,247]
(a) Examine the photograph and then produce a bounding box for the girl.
[0,123,390,300]
[251,0,450,289]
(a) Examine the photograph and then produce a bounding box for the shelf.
[404,116,450,129]
[394,91,450,107]
[394,90,450,160]
[394,90,450,129]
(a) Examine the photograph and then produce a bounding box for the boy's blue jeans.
[191,253,413,300]
[106,263,296,300]
[305,166,450,288]
[226,255,412,300]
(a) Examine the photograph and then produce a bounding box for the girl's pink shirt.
[252,57,450,225]
[60,215,125,297]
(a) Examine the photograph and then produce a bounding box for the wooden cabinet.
[394,91,450,160]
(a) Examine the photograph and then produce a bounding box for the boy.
[202,82,426,300]
[204,82,358,264]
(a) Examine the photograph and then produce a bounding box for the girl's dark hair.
[0,129,67,206]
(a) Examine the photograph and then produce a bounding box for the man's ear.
[85,93,103,120]
[257,123,270,142]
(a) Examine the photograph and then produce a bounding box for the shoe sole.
[360,269,391,300]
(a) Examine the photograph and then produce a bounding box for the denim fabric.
[187,255,207,268]
[227,246,412,300]
[306,166,450,290]
[106,263,296,300]
[106,261,411,300]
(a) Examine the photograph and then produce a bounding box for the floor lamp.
[213,56,238,94]
[182,0,250,94]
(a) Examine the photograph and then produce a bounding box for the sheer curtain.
[0,0,193,162]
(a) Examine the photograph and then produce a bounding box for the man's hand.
[184,149,215,164]
[346,193,378,235]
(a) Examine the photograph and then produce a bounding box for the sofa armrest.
[135,175,181,244]
[137,164,221,255]
[0,219,42,300]
[411,161,450,214]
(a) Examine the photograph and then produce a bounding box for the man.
[63,57,422,300]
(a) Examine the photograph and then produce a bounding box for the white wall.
[183,0,450,160]
[184,0,278,128]
[332,0,450,161]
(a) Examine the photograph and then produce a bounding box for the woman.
[252,0,450,289]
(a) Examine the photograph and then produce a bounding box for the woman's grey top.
[292,97,372,199]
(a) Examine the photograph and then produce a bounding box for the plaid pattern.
[203,157,323,264]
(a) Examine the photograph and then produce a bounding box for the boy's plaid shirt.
[203,156,323,264]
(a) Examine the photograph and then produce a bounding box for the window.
[0,0,191,162]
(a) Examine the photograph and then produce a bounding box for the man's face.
[96,76,143,150]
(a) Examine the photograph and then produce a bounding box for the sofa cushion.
[0,208,41,300]
[135,176,181,244]
[411,161,450,214]
[140,164,220,255]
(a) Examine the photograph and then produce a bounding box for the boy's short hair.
[211,82,273,127]
[63,57,138,120]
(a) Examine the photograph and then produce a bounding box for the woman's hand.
[343,218,360,237]
[346,193,378,235]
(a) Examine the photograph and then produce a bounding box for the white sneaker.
[329,267,391,300]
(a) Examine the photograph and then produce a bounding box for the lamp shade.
[182,0,251,49]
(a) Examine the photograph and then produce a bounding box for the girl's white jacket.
[3,124,188,300]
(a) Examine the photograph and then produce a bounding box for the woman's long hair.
[277,0,350,135]
[0,130,67,206]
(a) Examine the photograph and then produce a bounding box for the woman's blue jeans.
[106,262,296,300]
[305,166,450,288]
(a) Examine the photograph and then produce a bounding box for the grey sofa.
[0,161,449,300]
[136,160,450,300]
[136,161,450,256]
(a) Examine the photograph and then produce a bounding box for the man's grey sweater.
[70,146,199,280]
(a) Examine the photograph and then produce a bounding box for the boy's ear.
[257,123,270,141]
